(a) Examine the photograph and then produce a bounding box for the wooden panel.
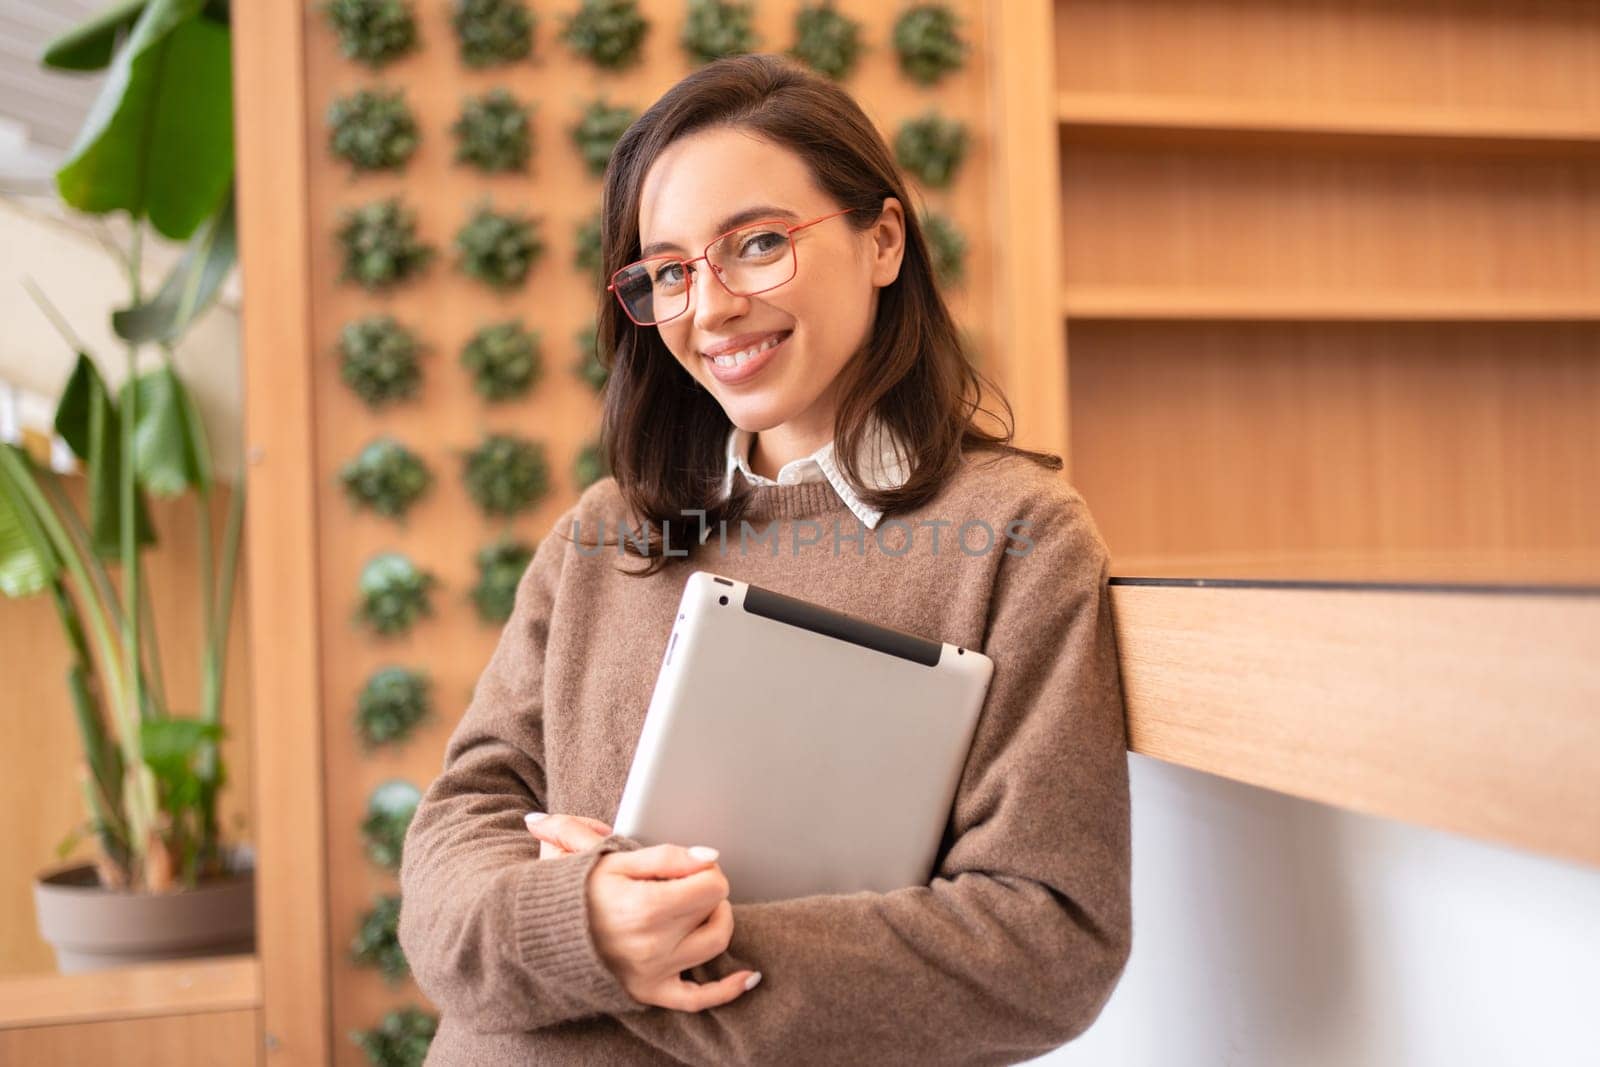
[233,0,331,1063]
[1067,321,1600,577]
[0,487,255,979]
[1110,583,1600,868]
[0,1008,259,1067]
[1055,0,1600,118]
[0,954,259,1029]
[1057,90,1600,146]
[293,1,999,1058]
[988,0,1069,460]
[1061,287,1600,322]
[1111,548,1600,587]
[1058,140,1600,300]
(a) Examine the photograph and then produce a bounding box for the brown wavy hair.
[580,53,1060,576]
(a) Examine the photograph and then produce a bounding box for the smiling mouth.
[702,331,792,368]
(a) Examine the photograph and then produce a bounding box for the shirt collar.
[706,414,911,541]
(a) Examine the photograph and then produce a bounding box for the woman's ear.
[869,196,906,288]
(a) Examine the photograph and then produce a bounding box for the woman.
[398,54,1132,1066]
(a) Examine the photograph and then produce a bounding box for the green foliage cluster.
[891,3,967,85]
[361,779,421,870]
[571,99,636,178]
[573,438,610,490]
[451,0,534,67]
[573,210,604,285]
[923,210,966,287]
[350,893,408,982]
[789,1,862,81]
[471,538,535,623]
[461,320,543,401]
[455,204,544,289]
[323,0,419,68]
[681,0,758,64]
[561,0,650,70]
[350,1007,437,1067]
[355,666,432,749]
[327,88,420,172]
[461,434,549,516]
[340,438,432,519]
[452,89,533,173]
[336,197,435,290]
[356,552,436,636]
[337,315,424,409]
[894,112,968,188]
[573,324,608,392]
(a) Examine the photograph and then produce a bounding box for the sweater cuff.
[512,836,648,1018]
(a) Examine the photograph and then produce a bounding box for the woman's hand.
[524,811,614,859]
[525,813,762,1011]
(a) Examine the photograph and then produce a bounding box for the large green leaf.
[40,0,149,71]
[54,0,234,241]
[127,365,211,497]
[54,355,156,554]
[0,446,62,598]
[114,189,236,344]
[141,717,223,806]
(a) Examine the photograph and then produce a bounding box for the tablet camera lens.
[718,595,728,605]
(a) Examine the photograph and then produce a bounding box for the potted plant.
[1,0,253,973]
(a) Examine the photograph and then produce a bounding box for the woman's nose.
[692,264,749,329]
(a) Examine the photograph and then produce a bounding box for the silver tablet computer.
[613,570,994,903]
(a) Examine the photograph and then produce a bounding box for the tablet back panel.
[614,570,994,903]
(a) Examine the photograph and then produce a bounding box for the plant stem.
[137,576,170,716]
[209,479,243,726]
[0,448,128,717]
[42,468,171,718]
[122,221,156,876]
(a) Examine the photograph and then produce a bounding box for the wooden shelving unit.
[1057,90,1600,147]
[0,955,261,1066]
[986,0,1600,871]
[1059,286,1600,322]
[989,0,1600,587]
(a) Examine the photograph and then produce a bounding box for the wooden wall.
[1036,0,1600,585]
[296,1,997,1057]
[0,484,255,977]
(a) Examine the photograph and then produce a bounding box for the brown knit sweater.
[398,450,1133,1066]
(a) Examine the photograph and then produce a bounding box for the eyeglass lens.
[613,223,797,325]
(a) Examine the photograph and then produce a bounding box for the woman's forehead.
[639,128,821,246]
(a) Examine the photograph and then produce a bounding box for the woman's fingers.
[525,811,612,854]
[654,969,762,1013]
[666,899,735,973]
[604,842,722,880]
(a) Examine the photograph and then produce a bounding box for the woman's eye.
[655,263,684,286]
[741,232,785,257]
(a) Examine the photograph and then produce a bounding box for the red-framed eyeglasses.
[607,207,857,327]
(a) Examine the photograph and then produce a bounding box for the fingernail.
[687,845,719,862]
[524,812,548,826]
[744,972,762,991]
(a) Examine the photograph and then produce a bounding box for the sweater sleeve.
[396,509,651,1032]
[605,491,1134,1066]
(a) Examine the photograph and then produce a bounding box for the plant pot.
[32,844,257,974]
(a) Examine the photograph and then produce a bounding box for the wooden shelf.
[0,954,260,1030]
[1057,91,1600,148]
[1061,286,1600,322]
[1109,548,1600,588]
[1109,582,1600,869]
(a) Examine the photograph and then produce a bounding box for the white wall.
[1027,755,1600,1067]
[0,194,242,482]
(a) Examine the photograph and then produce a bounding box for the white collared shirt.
[700,415,911,543]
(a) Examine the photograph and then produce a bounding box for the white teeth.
[711,333,785,367]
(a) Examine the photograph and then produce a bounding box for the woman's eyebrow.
[639,205,801,258]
